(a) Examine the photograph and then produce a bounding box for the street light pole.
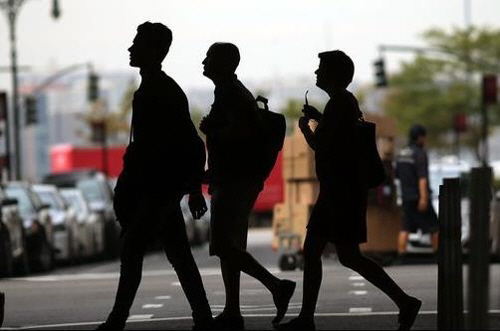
[0,0,61,180]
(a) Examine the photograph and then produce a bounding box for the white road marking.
[349,290,368,295]
[171,281,181,286]
[155,295,171,300]
[352,282,366,287]
[5,267,281,282]
[142,304,163,309]
[349,307,372,313]
[348,275,364,281]
[127,314,154,320]
[7,311,500,330]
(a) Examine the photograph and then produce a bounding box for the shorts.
[209,181,261,256]
[402,199,439,234]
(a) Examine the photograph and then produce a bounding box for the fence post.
[438,177,463,330]
[468,166,492,330]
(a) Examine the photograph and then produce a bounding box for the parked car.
[180,195,210,246]
[5,182,54,272]
[43,170,120,258]
[59,188,105,259]
[0,185,29,276]
[32,184,80,263]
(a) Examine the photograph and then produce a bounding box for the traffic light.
[374,58,387,87]
[88,72,100,102]
[51,0,61,19]
[0,91,7,121]
[482,74,497,105]
[25,95,37,125]
[453,113,467,133]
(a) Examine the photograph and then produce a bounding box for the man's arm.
[299,116,317,150]
[418,178,429,212]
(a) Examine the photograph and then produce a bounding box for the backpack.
[255,95,286,181]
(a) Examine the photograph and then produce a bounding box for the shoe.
[275,316,316,330]
[192,315,214,330]
[398,296,422,331]
[213,311,244,330]
[95,318,126,331]
[272,279,296,324]
[0,292,4,328]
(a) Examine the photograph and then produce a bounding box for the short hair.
[409,124,427,142]
[209,42,240,73]
[318,50,355,88]
[137,22,172,62]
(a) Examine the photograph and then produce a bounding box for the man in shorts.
[396,124,439,257]
[200,42,296,330]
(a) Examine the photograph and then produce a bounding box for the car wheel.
[279,253,297,271]
[0,226,14,277]
[37,240,54,272]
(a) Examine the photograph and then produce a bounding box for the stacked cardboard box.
[272,116,401,256]
[272,125,318,250]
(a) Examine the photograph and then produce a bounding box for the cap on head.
[409,124,427,143]
[208,42,240,73]
[137,22,172,62]
[318,50,355,89]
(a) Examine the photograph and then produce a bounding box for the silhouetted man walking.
[200,42,295,330]
[277,50,421,331]
[97,22,213,331]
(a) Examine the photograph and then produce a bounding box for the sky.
[0,0,499,92]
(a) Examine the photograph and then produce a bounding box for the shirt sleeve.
[415,149,428,179]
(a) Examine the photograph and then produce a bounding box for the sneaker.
[95,319,126,331]
[275,316,316,330]
[192,315,215,330]
[0,292,4,328]
[272,279,296,324]
[213,311,244,330]
[398,296,422,331]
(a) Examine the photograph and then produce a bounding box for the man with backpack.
[200,42,295,330]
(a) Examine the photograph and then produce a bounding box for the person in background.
[395,124,439,258]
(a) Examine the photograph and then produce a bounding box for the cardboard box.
[360,206,401,253]
[292,154,316,179]
[285,181,319,205]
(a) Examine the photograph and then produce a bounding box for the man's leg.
[431,231,439,253]
[97,201,149,330]
[335,242,421,330]
[398,231,409,254]
[161,202,212,326]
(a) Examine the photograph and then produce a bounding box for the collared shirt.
[395,143,430,201]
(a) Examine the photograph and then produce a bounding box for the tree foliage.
[383,26,500,155]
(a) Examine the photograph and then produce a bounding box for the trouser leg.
[162,204,212,323]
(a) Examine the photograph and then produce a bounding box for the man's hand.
[417,198,428,212]
[189,191,208,219]
[302,105,321,121]
[298,116,311,133]
[199,116,210,134]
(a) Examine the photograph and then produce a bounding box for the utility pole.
[0,0,61,180]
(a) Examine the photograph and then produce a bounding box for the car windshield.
[36,191,65,210]
[77,179,105,203]
[5,186,35,217]
[61,192,85,214]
